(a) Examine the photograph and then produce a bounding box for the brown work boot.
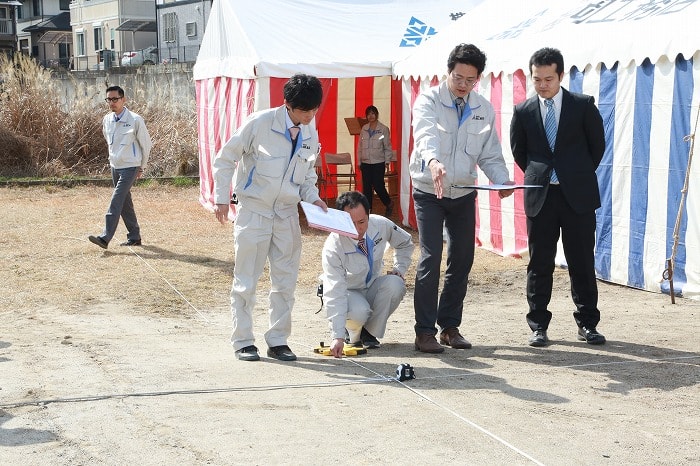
[414,333,445,353]
[439,327,472,349]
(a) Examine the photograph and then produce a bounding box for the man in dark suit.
[510,47,606,347]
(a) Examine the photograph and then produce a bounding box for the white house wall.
[157,0,210,64]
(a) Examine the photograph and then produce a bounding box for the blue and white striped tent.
[394,0,700,299]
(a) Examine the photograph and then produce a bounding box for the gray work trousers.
[102,166,141,243]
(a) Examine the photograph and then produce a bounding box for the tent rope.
[662,103,699,303]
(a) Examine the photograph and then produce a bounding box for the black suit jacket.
[510,88,605,216]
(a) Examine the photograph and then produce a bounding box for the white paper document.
[300,201,359,239]
[451,184,543,190]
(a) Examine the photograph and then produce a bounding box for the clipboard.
[300,201,359,239]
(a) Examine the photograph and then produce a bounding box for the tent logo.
[400,16,438,47]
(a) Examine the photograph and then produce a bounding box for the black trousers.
[413,189,476,335]
[360,162,391,209]
[526,185,600,331]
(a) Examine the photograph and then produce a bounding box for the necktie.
[455,97,465,120]
[289,126,300,141]
[544,98,559,183]
[358,238,368,256]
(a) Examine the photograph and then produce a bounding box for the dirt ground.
[1,184,698,465]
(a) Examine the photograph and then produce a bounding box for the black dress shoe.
[385,201,394,217]
[267,345,297,361]
[528,329,549,347]
[88,235,108,249]
[235,345,260,361]
[577,327,606,345]
[120,239,142,246]
[360,327,380,349]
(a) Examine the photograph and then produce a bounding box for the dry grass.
[127,82,199,177]
[0,184,523,318]
[0,54,198,178]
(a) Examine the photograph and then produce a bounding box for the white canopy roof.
[393,0,700,80]
[193,0,485,80]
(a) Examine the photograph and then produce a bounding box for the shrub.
[0,54,198,178]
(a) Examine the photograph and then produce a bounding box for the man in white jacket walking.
[89,85,152,249]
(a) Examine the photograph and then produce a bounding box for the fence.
[44,44,200,72]
[51,62,195,112]
[159,45,200,65]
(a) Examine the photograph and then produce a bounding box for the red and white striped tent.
[194,0,485,212]
[394,0,700,298]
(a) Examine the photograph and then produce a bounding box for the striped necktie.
[544,99,557,150]
[544,99,559,184]
[358,238,368,256]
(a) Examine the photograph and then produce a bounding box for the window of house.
[76,32,85,56]
[185,21,196,37]
[93,27,103,51]
[0,9,9,35]
[163,12,176,43]
[32,0,41,17]
[58,43,70,60]
[110,28,115,49]
[20,39,29,54]
[59,0,70,11]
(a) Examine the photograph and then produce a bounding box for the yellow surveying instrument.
[314,341,367,356]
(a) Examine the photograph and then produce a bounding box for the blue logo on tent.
[400,17,438,47]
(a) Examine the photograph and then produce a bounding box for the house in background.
[23,10,71,68]
[0,0,20,58]
[156,0,210,64]
[69,0,156,70]
[14,0,71,66]
[7,0,207,70]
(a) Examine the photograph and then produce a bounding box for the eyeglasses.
[450,73,478,87]
[105,97,122,103]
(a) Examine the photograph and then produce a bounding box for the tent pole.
[663,103,699,303]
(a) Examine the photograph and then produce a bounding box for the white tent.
[393,0,700,299]
[394,0,699,80]
[194,0,485,210]
[194,0,485,80]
